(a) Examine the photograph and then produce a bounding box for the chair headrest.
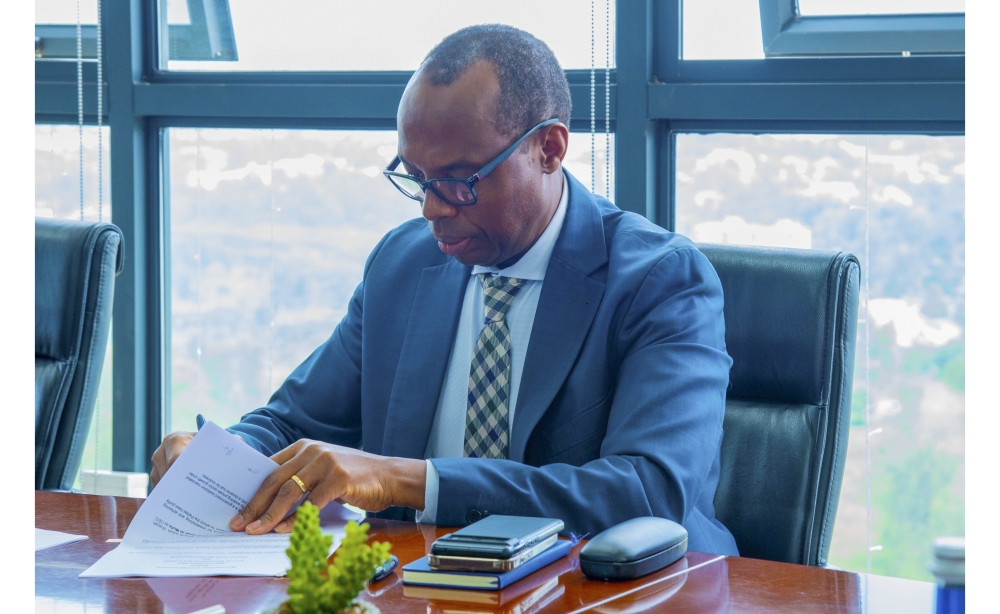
[697,243,860,406]
[35,218,124,362]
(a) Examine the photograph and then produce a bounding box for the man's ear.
[538,123,569,174]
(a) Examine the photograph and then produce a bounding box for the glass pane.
[683,0,764,60]
[799,0,964,16]
[36,0,98,23]
[34,124,114,484]
[676,133,965,581]
[565,133,615,203]
[167,127,608,433]
[168,129,403,432]
[163,0,615,71]
[35,125,111,221]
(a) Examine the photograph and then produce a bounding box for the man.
[151,24,739,556]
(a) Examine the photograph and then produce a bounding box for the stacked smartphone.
[429,515,565,572]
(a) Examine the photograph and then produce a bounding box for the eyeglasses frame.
[383,117,561,207]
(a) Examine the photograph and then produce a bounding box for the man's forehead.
[397,63,506,168]
[401,62,500,126]
[397,125,499,174]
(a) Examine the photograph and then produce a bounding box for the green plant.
[285,502,392,614]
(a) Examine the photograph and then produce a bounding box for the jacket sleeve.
[226,233,391,456]
[431,246,734,551]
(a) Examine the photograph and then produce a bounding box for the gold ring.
[289,474,308,493]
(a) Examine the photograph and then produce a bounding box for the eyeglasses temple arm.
[473,118,560,182]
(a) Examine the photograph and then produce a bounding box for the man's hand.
[150,430,245,487]
[150,431,196,487]
[229,440,426,535]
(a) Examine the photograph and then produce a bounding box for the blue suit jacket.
[230,171,739,556]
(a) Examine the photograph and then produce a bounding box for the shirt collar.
[472,172,569,281]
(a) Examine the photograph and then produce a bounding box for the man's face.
[396,61,559,267]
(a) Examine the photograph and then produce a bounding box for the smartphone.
[429,534,559,572]
[430,515,564,559]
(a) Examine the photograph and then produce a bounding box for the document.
[80,421,347,578]
[35,528,88,551]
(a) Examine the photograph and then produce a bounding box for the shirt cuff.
[415,459,440,524]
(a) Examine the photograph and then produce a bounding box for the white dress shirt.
[417,174,569,523]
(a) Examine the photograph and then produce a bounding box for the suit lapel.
[509,172,608,462]
[381,259,470,458]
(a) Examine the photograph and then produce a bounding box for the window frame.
[758,0,965,57]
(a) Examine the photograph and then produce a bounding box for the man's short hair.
[420,24,572,139]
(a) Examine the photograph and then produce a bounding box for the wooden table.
[36,491,937,613]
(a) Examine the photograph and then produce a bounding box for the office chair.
[36,218,124,491]
[699,243,860,566]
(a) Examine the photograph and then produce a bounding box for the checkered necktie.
[464,274,527,459]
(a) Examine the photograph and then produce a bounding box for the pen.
[196,414,206,430]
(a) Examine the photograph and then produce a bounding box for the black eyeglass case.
[579,517,688,580]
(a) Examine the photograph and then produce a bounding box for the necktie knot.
[480,274,526,323]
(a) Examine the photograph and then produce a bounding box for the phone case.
[428,534,559,572]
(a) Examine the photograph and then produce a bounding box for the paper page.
[35,528,88,551]
[80,421,344,578]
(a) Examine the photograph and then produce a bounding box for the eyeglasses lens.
[390,175,423,198]
[434,181,476,205]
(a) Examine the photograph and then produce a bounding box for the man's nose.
[421,190,458,222]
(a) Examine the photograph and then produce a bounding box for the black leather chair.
[35,219,124,491]
[699,244,860,566]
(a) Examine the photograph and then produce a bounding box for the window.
[759,0,964,57]
[797,1,965,17]
[683,0,765,60]
[683,0,965,60]
[676,133,965,580]
[35,124,114,483]
[36,0,98,23]
[167,129,408,431]
[35,125,110,221]
[35,0,98,59]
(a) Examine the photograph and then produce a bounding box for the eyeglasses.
[383,118,560,207]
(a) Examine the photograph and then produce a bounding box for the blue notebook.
[402,539,573,590]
